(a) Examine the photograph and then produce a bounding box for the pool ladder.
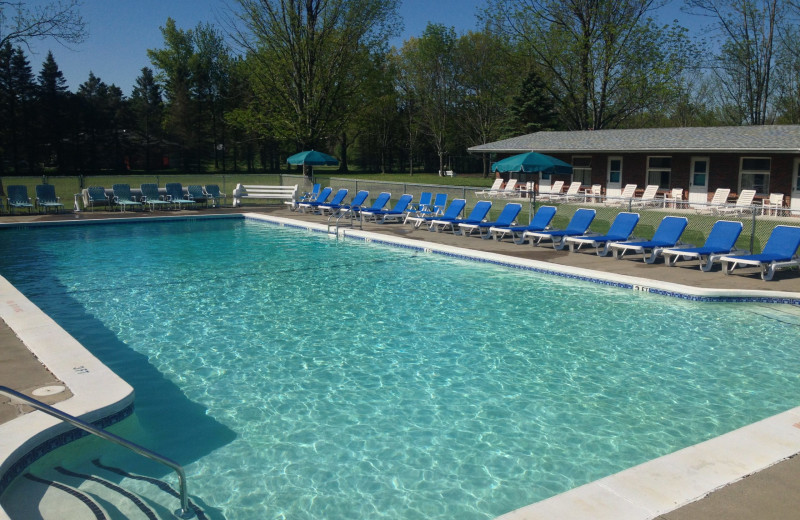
[327,209,363,236]
[0,385,195,519]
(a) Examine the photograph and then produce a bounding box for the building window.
[608,157,622,183]
[691,157,709,187]
[647,156,671,188]
[740,157,770,194]
[572,156,591,185]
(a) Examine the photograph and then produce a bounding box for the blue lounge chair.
[410,192,432,213]
[112,184,143,212]
[565,212,640,256]
[165,183,195,210]
[661,220,744,271]
[490,206,557,242]
[458,202,522,239]
[406,198,466,228]
[35,184,64,214]
[430,200,493,233]
[187,185,209,208]
[349,192,391,217]
[140,183,172,211]
[288,183,321,211]
[204,184,227,207]
[85,186,111,212]
[301,183,321,202]
[304,188,348,214]
[319,190,368,215]
[609,216,689,263]
[7,185,34,214]
[720,225,800,280]
[362,194,414,223]
[522,208,596,249]
[404,193,448,223]
[298,187,332,213]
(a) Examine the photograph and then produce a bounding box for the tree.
[232,0,400,176]
[774,23,800,123]
[0,0,84,192]
[454,31,516,176]
[0,0,85,49]
[0,44,36,172]
[192,23,232,170]
[398,24,459,176]
[37,50,69,169]
[130,67,164,170]
[483,0,697,130]
[686,0,782,125]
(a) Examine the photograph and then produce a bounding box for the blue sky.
[26,0,704,96]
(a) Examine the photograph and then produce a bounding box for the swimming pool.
[2,217,800,519]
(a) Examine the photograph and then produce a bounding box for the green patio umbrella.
[491,151,572,174]
[287,150,339,166]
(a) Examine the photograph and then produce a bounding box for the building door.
[606,156,622,198]
[792,158,800,211]
[688,157,709,207]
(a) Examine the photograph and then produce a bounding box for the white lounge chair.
[553,181,582,202]
[696,188,730,214]
[715,189,756,215]
[497,179,519,197]
[631,185,659,207]
[605,183,637,206]
[538,180,564,201]
[476,178,503,197]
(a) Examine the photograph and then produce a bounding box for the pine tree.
[38,51,70,170]
[502,70,561,138]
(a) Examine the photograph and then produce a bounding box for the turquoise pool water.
[2,217,800,520]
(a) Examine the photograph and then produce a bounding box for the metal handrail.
[0,386,193,519]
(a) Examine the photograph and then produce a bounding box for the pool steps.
[0,386,193,519]
[4,459,207,520]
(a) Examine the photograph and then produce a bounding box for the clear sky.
[25,0,702,96]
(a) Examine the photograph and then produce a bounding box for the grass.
[1,171,496,212]
[1,172,786,254]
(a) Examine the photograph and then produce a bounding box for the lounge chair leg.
[722,261,735,275]
[762,265,775,281]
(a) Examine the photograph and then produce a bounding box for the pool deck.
[1,205,800,520]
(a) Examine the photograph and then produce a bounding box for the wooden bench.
[232,184,297,207]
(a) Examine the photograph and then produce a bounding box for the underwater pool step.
[2,460,205,520]
[2,472,112,520]
[90,459,207,520]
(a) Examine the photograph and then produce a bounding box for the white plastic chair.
[762,193,784,216]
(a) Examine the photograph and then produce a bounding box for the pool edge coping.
[0,212,798,520]
[0,277,134,519]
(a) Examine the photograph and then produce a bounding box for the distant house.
[468,125,800,210]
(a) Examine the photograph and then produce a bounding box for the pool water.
[2,218,800,520]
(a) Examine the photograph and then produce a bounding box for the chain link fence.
[7,173,797,254]
[324,177,798,255]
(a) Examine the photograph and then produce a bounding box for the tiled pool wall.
[253,213,800,305]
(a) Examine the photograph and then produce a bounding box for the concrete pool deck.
[1,205,799,520]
